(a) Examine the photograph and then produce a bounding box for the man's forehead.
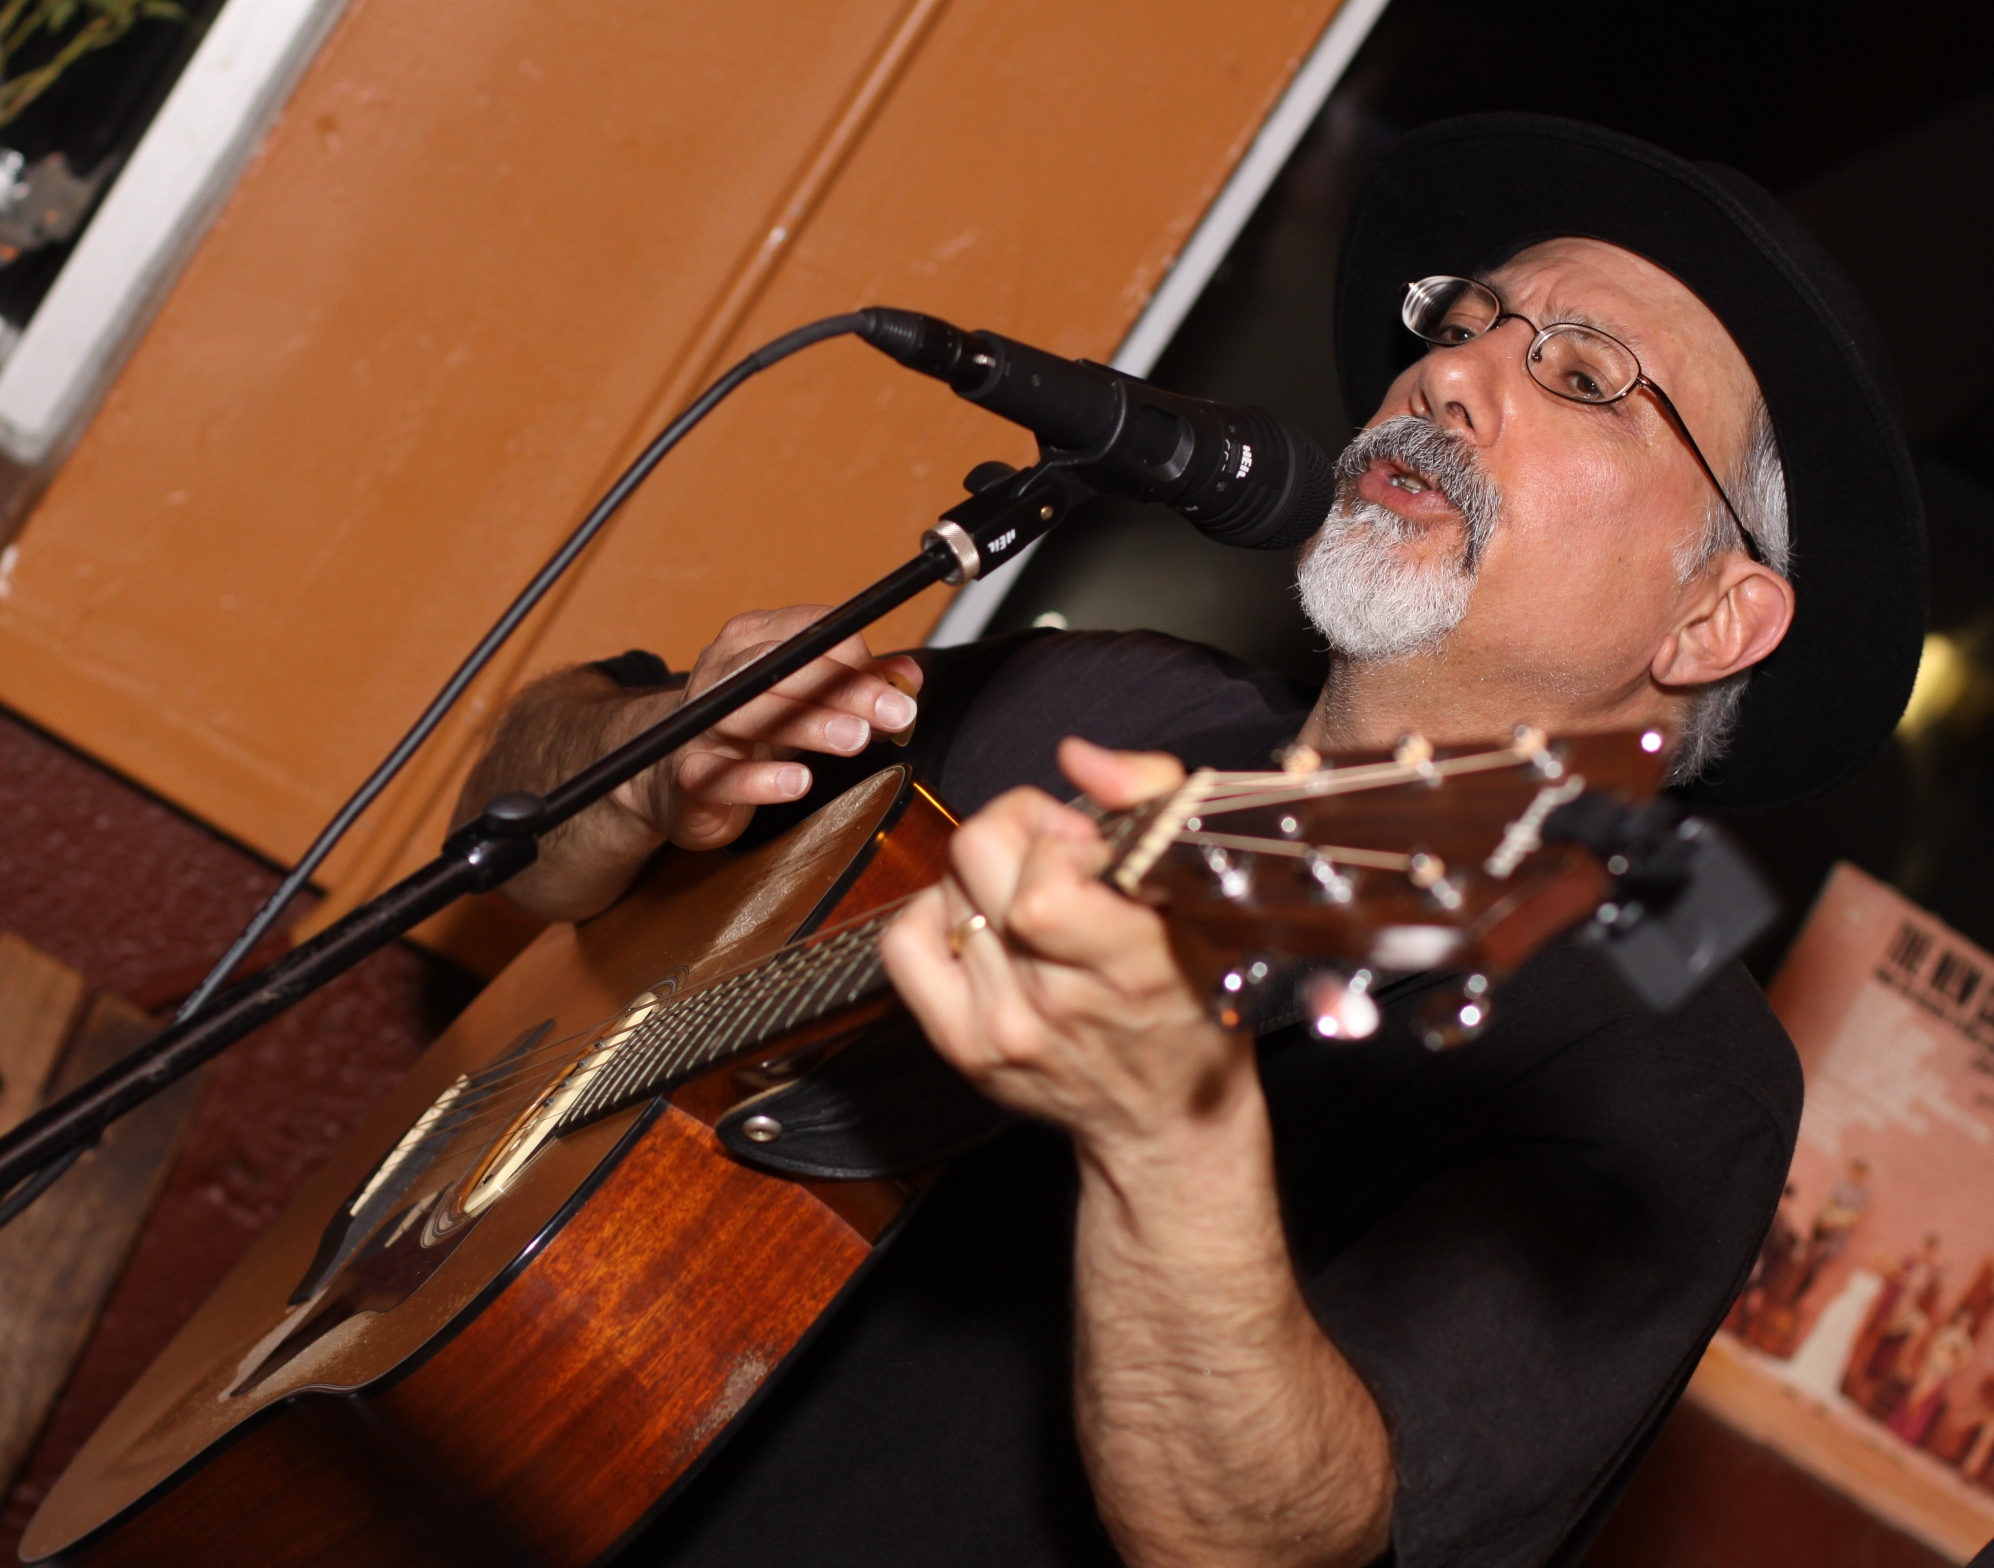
[1483,238,1713,352]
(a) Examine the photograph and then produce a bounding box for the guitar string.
[587,917,894,1122]
[433,892,922,1113]
[1179,832,1413,868]
[392,748,1486,1151]
[1189,746,1535,815]
[360,750,1540,1188]
[415,901,911,1153]
[416,927,896,1155]
[406,928,893,1195]
[575,917,888,1115]
[548,751,1524,1120]
[401,926,901,1187]
[1197,743,1533,799]
[411,830,921,1107]
[457,743,1525,1113]
[372,771,1474,1167]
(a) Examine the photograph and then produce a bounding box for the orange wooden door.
[0,0,1350,969]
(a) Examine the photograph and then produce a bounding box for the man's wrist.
[602,688,685,835]
[1072,1053,1275,1231]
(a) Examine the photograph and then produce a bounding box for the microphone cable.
[172,312,870,1027]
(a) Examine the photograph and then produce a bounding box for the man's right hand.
[453,605,921,923]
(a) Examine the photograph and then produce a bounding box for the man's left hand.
[880,737,1259,1160]
[881,735,1394,1568]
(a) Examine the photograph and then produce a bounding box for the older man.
[460,117,1922,1566]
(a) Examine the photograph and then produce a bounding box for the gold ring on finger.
[948,911,990,958]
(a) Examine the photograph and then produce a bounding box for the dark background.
[983,0,1994,972]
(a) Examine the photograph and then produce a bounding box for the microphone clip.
[920,459,1095,585]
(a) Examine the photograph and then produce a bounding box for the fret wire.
[836,958,884,1011]
[593,995,686,1104]
[584,1021,658,1113]
[613,894,919,1093]
[635,998,700,1088]
[655,921,875,1086]
[679,959,787,1075]
[653,973,744,1083]
[582,990,674,1108]
[724,941,815,1048]
[699,969,784,1069]
[665,965,765,1077]
[593,982,716,1113]
[829,934,886,1011]
[594,945,765,1109]
[795,940,877,1034]
[769,929,854,1038]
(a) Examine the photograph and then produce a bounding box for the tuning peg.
[1393,733,1437,779]
[1303,968,1380,1042]
[1406,851,1463,911]
[1305,849,1356,905]
[1213,955,1283,1030]
[1413,973,1493,1051]
[1200,844,1252,901]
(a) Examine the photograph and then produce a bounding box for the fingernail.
[875,690,917,730]
[825,715,870,753]
[776,764,810,798]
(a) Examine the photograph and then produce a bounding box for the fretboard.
[555,909,897,1135]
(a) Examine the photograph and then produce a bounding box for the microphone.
[855,307,1336,550]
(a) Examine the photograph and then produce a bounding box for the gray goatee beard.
[1296,415,1502,662]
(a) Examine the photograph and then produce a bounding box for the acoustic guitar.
[24,727,1693,1566]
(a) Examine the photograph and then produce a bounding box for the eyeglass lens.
[1401,275,1640,404]
[1401,275,1499,346]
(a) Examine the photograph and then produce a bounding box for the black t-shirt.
[622,630,1802,1568]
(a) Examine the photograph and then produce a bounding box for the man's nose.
[1407,321,1524,445]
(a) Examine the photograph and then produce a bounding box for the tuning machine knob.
[1213,955,1284,1030]
[1305,849,1356,905]
[1406,851,1463,911]
[1413,973,1493,1051]
[1302,967,1380,1041]
[1199,843,1253,902]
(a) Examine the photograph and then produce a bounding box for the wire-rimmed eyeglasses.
[1400,275,1764,566]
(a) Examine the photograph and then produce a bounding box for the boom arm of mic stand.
[0,462,1094,1207]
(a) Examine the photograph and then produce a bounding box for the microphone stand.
[0,459,1093,1211]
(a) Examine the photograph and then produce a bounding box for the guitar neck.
[555,908,899,1135]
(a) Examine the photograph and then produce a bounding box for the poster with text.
[1720,861,1994,1518]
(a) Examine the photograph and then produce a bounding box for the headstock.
[1096,725,1742,1047]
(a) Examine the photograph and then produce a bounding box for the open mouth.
[1381,459,1434,494]
[1355,456,1462,522]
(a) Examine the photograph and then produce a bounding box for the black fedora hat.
[1334,112,1927,812]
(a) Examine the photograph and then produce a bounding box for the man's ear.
[1650,557,1795,688]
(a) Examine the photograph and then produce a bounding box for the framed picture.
[0,0,346,525]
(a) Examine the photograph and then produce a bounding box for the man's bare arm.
[451,607,920,924]
[1072,1090,1393,1568]
[880,740,1393,1566]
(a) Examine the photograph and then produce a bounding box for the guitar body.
[24,765,953,1568]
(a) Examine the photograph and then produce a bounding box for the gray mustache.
[1333,416,1502,569]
